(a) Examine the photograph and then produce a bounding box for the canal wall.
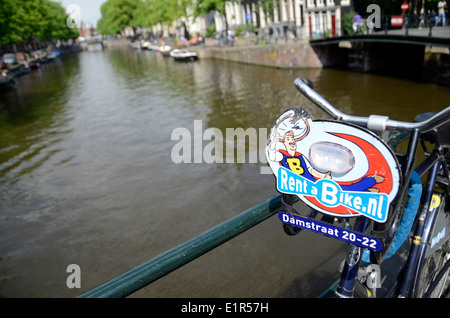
[98,37,449,85]
[193,42,323,69]
[102,38,130,49]
[191,40,450,86]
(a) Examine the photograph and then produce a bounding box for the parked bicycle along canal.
[0,46,449,298]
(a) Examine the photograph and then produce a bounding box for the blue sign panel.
[277,167,389,222]
[278,211,383,251]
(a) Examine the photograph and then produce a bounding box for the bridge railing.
[310,13,443,41]
[374,13,439,37]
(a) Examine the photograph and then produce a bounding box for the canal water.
[0,47,449,298]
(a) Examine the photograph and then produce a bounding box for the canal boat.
[30,50,49,63]
[141,41,152,50]
[16,52,41,69]
[170,49,198,61]
[158,45,172,56]
[0,71,15,93]
[129,41,142,49]
[29,61,41,69]
[7,63,30,76]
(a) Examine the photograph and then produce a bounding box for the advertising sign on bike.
[266,108,401,223]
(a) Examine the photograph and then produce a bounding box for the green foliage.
[0,0,26,44]
[97,0,192,35]
[193,0,227,18]
[256,0,276,21]
[343,10,356,35]
[39,0,79,41]
[131,0,155,28]
[192,0,230,31]
[97,0,140,35]
[234,24,256,37]
[0,0,78,46]
[205,24,216,38]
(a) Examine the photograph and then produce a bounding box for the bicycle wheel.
[415,240,450,298]
[415,192,450,298]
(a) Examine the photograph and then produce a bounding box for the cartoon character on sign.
[267,124,332,181]
[267,108,385,192]
[266,108,401,220]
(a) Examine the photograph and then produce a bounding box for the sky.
[56,0,106,27]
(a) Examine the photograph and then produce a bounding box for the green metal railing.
[78,194,287,298]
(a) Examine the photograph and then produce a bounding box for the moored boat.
[0,71,15,93]
[170,49,198,61]
[158,45,172,56]
[141,41,151,50]
[129,41,142,49]
[29,61,41,69]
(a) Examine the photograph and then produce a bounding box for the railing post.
[429,16,433,37]
[384,15,389,35]
[405,14,409,36]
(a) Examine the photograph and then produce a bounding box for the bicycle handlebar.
[294,78,450,134]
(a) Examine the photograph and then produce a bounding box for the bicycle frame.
[333,129,423,298]
[289,78,450,298]
[336,142,446,298]
[399,149,443,297]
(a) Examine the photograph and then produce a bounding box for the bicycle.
[267,77,450,298]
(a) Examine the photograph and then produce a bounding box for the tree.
[131,0,191,29]
[0,0,27,45]
[97,0,140,35]
[257,0,277,24]
[39,0,79,41]
[192,0,231,33]
[0,0,78,46]
[130,0,153,28]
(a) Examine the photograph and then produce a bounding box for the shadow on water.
[0,56,80,127]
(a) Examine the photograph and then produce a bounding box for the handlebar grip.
[300,77,314,89]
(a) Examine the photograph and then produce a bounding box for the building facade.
[216,0,353,40]
[149,0,354,42]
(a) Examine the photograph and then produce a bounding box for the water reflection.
[0,56,80,202]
